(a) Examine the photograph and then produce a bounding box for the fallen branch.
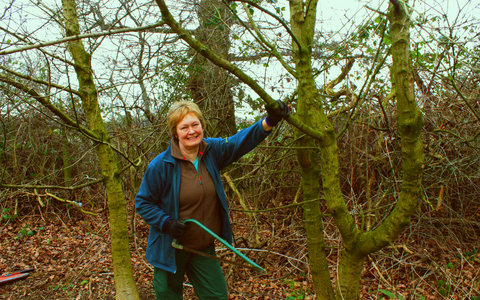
[223,172,253,220]
[44,191,97,216]
[229,198,326,214]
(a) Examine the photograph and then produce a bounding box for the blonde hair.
[167,101,206,138]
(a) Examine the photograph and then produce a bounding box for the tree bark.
[289,0,336,299]
[335,1,425,298]
[336,250,365,300]
[61,0,140,298]
[188,0,237,137]
[355,0,425,257]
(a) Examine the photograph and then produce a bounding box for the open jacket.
[135,119,270,273]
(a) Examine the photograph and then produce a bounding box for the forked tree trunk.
[334,1,425,299]
[61,0,140,298]
[290,0,424,298]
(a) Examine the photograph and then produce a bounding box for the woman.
[135,100,289,299]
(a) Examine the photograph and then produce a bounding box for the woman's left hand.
[265,100,290,127]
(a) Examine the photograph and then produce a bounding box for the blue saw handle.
[183,219,265,273]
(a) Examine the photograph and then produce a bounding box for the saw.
[171,219,265,273]
[0,268,35,284]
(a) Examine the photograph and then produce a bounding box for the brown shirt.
[171,139,222,250]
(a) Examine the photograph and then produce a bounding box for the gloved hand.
[164,219,188,239]
[265,100,290,127]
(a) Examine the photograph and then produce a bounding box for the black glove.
[265,100,290,127]
[165,219,188,239]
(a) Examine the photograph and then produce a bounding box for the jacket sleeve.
[135,157,171,232]
[208,119,271,170]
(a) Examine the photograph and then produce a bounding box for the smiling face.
[176,113,204,152]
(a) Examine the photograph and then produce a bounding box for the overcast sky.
[1,0,478,118]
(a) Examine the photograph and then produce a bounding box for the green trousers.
[153,243,228,300]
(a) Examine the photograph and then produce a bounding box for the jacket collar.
[167,138,209,162]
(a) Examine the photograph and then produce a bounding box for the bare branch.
[0,21,166,55]
[0,64,80,96]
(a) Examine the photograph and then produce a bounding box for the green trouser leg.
[154,243,228,300]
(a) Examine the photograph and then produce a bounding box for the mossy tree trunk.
[61,0,140,298]
[332,1,425,298]
[289,0,336,298]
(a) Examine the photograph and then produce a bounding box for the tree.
[61,0,140,297]
[1,0,198,297]
[154,0,424,298]
[187,0,238,137]
[1,0,477,298]
[0,0,148,297]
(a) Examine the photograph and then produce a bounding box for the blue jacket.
[135,119,270,273]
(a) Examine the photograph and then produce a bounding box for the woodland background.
[0,0,479,299]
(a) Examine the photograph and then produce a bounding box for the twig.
[0,177,105,190]
[34,189,44,207]
[217,247,309,266]
[229,198,326,214]
[370,256,392,288]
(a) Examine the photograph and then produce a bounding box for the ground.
[1,196,479,299]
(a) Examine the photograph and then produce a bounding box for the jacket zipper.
[197,161,206,248]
